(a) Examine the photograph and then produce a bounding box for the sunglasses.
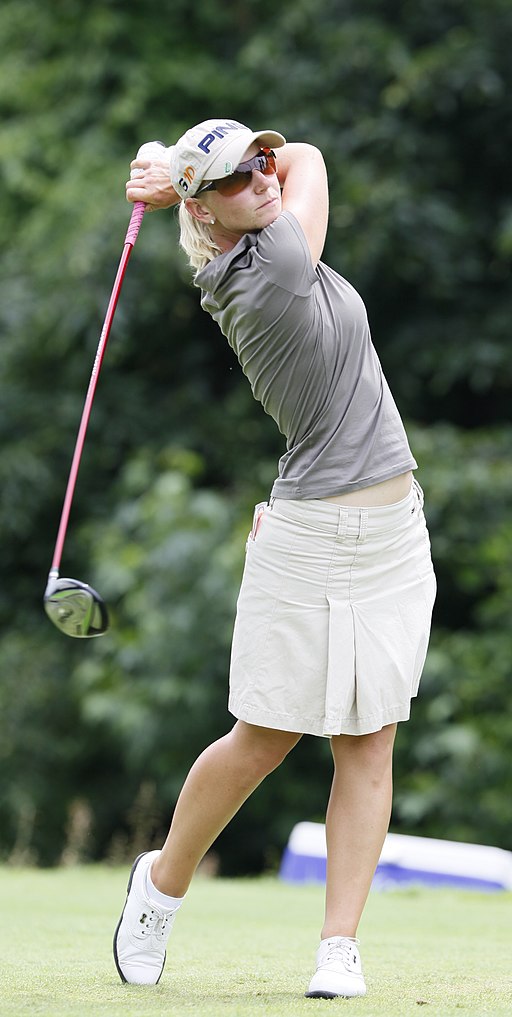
[196,148,277,198]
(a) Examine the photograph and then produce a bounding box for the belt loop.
[337,506,348,538]
[358,508,368,542]
[412,479,424,511]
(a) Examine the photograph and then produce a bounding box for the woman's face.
[190,142,282,243]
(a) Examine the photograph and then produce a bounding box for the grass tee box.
[2,867,512,1017]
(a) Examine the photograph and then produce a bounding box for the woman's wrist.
[126,146,181,209]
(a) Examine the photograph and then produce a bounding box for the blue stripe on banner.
[279,849,507,892]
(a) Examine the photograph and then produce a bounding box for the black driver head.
[44,576,109,638]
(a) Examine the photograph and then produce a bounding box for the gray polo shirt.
[195,211,416,499]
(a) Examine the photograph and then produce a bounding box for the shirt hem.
[270,458,418,501]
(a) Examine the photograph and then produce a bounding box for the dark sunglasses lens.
[216,172,252,196]
[262,152,277,174]
[236,150,276,176]
[214,151,277,197]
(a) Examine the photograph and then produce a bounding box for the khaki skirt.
[229,480,436,737]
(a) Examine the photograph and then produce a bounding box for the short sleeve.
[252,212,318,296]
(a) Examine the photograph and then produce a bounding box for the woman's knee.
[230,721,301,778]
[330,723,397,773]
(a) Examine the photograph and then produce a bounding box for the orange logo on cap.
[178,165,196,192]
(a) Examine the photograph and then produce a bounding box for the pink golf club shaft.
[49,201,146,575]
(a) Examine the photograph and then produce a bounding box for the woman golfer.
[114,119,436,999]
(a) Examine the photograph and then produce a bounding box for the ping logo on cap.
[197,121,246,154]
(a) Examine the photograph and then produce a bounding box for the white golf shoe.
[113,851,179,984]
[305,936,367,998]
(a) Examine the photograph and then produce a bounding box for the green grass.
[1,867,511,1016]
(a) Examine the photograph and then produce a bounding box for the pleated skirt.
[228,480,436,737]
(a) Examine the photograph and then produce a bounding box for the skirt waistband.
[270,480,424,537]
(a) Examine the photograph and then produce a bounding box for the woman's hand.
[126,143,180,211]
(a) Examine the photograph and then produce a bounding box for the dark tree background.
[1,0,511,868]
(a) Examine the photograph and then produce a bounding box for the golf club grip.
[124,201,146,246]
[49,205,146,574]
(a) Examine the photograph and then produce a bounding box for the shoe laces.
[323,937,360,968]
[137,906,172,940]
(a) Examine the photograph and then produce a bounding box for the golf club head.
[44,576,109,638]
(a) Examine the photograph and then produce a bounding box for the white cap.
[169,118,286,200]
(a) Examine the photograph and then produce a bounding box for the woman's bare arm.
[276,142,329,267]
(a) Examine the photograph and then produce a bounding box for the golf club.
[44,175,154,637]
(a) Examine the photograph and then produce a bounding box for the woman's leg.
[322,723,397,939]
[152,720,302,897]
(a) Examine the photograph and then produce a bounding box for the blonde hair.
[178,202,223,274]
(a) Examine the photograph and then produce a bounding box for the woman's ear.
[184,197,213,224]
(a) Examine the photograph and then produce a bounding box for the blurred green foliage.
[1,0,511,868]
